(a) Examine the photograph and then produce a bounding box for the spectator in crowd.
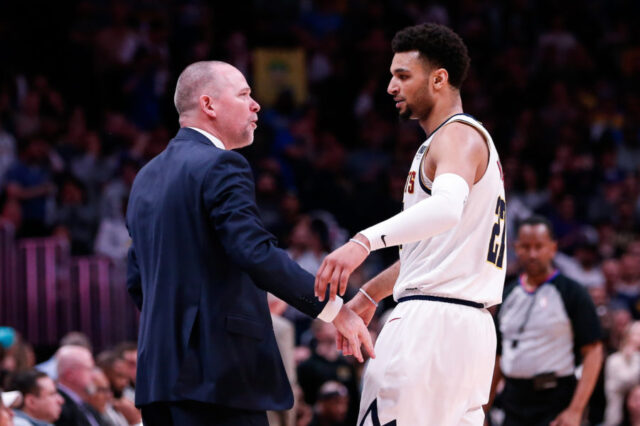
[94,354,126,401]
[488,216,603,425]
[297,321,359,425]
[287,216,330,275]
[9,370,63,426]
[84,368,128,426]
[0,390,15,426]
[284,215,334,341]
[267,295,297,426]
[111,344,136,403]
[614,252,640,318]
[67,131,115,201]
[3,136,56,237]
[309,381,349,426]
[36,332,92,382]
[609,307,635,354]
[623,385,640,426]
[605,321,640,425]
[0,329,17,388]
[54,346,96,426]
[602,259,623,297]
[0,194,22,232]
[555,237,605,289]
[99,160,138,223]
[0,124,16,189]
[52,175,97,255]
[0,332,35,388]
[93,160,138,261]
[84,369,113,425]
[0,329,15,349]
[589,285,612,331]
[94,353,139,424]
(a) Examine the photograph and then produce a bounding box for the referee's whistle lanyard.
[512,269,560,349]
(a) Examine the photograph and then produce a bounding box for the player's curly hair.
[392,23,470,89]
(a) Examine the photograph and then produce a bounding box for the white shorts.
[358,298,496,426]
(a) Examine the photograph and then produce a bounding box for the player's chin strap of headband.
[359,173,469,252]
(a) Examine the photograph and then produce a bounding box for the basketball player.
[314,23,506,425]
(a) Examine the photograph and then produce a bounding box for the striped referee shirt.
[495,271,602,378]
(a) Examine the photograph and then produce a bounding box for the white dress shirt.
[188,127,226,150]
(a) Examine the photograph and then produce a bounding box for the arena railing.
[0,221,138,351]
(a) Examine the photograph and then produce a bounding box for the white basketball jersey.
[394,114,506,307]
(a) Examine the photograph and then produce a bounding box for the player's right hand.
[331,305,375,362]
[315,238,369,301]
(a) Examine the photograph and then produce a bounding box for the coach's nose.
[250,96,260,113]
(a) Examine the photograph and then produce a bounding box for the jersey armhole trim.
[419,118,490,190]
[418,152,432,195]
[447,118,492,185]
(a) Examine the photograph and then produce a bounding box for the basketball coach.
[126,61,374,426]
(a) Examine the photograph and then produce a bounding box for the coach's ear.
[200,94,217,119]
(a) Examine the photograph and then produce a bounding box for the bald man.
[126,61,373,425]
[55,346,99,426]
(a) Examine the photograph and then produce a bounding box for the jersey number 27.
[487,196,506,268]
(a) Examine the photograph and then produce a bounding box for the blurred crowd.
[1,330,140,426]
[1,0,640,425]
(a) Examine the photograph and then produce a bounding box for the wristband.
[359,288,378,308]
[349,238,371,255]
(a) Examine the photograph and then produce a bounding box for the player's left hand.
[549,407,582,426]
[331,305,375,362]
[315,238,370,301]
[337,290,378,355]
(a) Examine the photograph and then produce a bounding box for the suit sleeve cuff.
[316,296,343,322]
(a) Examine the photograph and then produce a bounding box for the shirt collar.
[14,409,53,425]
[187,127,226,150]
[518,269,560,294]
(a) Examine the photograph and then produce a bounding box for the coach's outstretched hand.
[332,305,375,362]
[315,234,370,301]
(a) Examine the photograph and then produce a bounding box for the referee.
[488,216,603,426]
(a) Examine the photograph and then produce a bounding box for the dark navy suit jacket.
[126,127,327,411]
[55,387,97,426]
